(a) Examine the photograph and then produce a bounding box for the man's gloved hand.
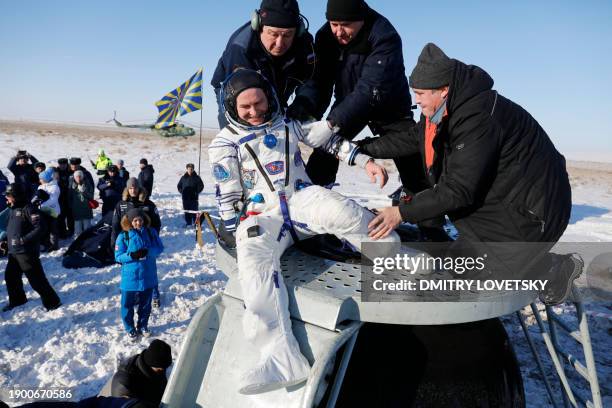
[301,120,337,142]
[286,97,316,122]
[218,222,236,249]
[129,248,149,260]
[32,189,50,203]
[0,241,7,256]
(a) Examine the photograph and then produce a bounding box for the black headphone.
[250,9,308,37]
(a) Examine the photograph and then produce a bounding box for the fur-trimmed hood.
[121,187,148,202]
[120,212,152,231]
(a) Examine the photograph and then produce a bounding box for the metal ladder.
[516,288,603,408]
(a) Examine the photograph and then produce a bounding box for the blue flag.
[155,68,203,129]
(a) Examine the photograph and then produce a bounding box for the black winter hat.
[5,183,27,201]
[259,0,300,28]
[142,339,172,369]
[326,0,367,21]
[69,157,82,165]
[127,208,144,223]
[140,158,148,165]
[34,162,46,171]
[409,43,455,89]
[107,165,118,173]
[57,158,68,165]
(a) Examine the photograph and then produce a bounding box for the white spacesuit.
[209,69,400,394]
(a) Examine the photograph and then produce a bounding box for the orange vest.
[424,108,448,169]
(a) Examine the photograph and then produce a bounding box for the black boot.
[539,254,584,306]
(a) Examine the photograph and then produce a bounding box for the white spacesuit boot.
[236,214,311,395]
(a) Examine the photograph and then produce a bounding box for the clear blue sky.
[1,0,610,160]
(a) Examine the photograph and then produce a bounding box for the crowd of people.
[0,0,587,401]
[0,151,205,337]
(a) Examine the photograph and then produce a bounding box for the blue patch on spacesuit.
[265,161,284,175]
[238,134,257,144]
[213,164,231,182]
[294,149,303,166]
[241,168,257,189]
[263,134,278,148]
[272,271,280,288]
[215,184,220,197]
[250,193,265,203]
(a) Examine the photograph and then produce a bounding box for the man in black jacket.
[211,0,315,128]
[110,339,173,405]
[7,150,39,199]
[116,159,130,184]
[287,0,426,195]
[97,165,125,216]
[137,159,154,197]
[1,184,61,312]
[177,163,204,227]
[364,43,579,305]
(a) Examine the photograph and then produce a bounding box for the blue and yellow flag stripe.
[155,68,203,129]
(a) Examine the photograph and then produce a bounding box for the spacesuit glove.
[301,120,337,145]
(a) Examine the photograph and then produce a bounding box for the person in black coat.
[7,150,39,199]
[116,159,130,184]
[1,183,61,312]
[0,170,9,213]
[97,165,126,216]
[364,43,578,305]
[210,0,315,128]
[287,0,425,195]
[110,339,173,405]
[137,159,154,197]
[176,163,204,226]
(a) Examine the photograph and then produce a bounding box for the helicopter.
[107,111,195,138]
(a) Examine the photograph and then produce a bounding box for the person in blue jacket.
[115,208,164,340]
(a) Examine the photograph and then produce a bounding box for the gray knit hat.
[409,43,455,89]
[126,177,139,189]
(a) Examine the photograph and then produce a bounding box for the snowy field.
[0,121,610,407]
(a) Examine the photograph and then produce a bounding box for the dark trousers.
[182,198,198,225]
[58,194,70,238]
[4,253,61,308]
[120,288,153,332]
[46,215,60,249]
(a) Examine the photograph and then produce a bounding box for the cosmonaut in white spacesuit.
[209,69,400,394]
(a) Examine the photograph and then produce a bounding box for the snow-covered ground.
[0,123,610,407]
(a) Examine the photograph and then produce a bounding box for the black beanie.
[127,208,144,223]
[259,0,300,28]
[409,43,455,89]
[326,0,367,21]
[143,339,172,369]
[69,157,81,165]
[140,158,148,165]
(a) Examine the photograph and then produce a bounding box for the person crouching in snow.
[209,69,401,394]
[115,208,164,340]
